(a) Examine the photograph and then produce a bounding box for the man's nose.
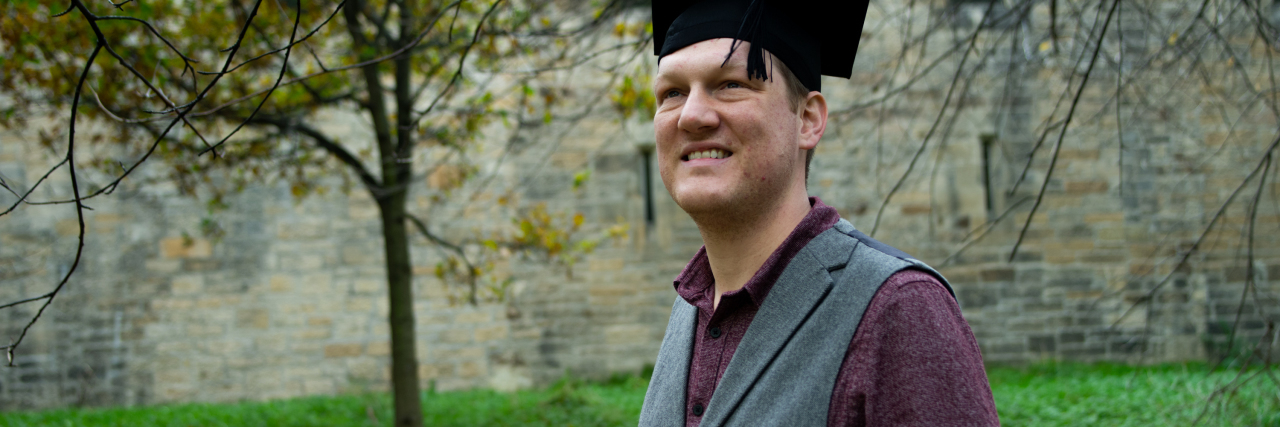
[677,89,719,133]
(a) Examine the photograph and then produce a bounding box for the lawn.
[989,363,1278,426]
[2,363,1276,426]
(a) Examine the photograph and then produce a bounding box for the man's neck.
[694,193,812,310]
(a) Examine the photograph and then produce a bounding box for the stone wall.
[3,0,1278,410]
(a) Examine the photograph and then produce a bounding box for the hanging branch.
[2,0,100,363]
[1109,134,1280,329]
[1008,0,1120,261]
[201,0,303,154]
[869,0,1000,236]
[0,0,264,363]
[1221,152,1273,368]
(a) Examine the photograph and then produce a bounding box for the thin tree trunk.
[379,189,423,427]
[388,0,422,423]
[342,1,424,425]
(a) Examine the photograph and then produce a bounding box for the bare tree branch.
[1009,0,1120,261]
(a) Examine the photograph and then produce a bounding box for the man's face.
[652,38,813,218]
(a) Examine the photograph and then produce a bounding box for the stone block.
[159,237,212,259]
[1012,251,1044,262]
[196,295,243,309]
[901,204,931,215]
[488,365,534,392]
[459,361,484,379]
[170,275,204,294]
[979,268,1015,282]
[154,339,191,354]
[1029,335,1056,352]
[1065,181,1108,194]
[1024,301,1063,312]
[152,298,195,311]
[980,341,1025,356]
[297,274,332,293]
[293,255,324,270]
[1048,276,1094,290]
[433,347,484,360]
[55,219,80,237]
[342,246,378,266]
[159,386,197,402]
[145,259,182,273]
[1109,337,1145,354]
[475,325,509,342]
[1084,212,1124,224]
[367,341,391,356]
[324,343,363,358]
[1044,251,1075,264]
[420,363,455,379]
[454,311,491,324]
[348,359,385,381]
[604,325,649,345]
[269,275,293,292]
[594,153,636,174]
[589,257,625,271]
[353,278,381,294]
[345,297,375,312]
[1042,196,1081,209]
[1061,346,1107,358]
[302,379,335,395]
[1058,149,1100,160]
[440,329,474,344]
[1059,332,1085,344]
[1079,250,1126,264]
[236,308,270,329]
[549,151,588,169]
[957,288,998,309]
[1015,268,1044,283]
[186,324,224,336]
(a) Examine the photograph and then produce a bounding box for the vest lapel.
[699,234,840,427]
[638,297,698,425]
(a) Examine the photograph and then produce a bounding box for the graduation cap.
[652,0,869,92]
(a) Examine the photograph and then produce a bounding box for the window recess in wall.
[946,0,1017,30]
[638,144,656,226]
[980,133,1010,222]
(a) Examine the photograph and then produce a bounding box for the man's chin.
[671,190,743,218]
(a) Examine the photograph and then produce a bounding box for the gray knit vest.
[639,219,955,426]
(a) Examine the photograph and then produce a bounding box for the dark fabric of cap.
[653,0,867,92]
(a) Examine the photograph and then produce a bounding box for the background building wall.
[2,0,1278,410]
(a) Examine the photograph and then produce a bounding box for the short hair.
[770,57,816,180]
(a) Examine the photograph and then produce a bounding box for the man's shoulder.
[819,218,958,301]
[827,218,916,262]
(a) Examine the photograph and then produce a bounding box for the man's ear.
[798,91,827,151]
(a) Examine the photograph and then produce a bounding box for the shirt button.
[709,327,722,339]
[692,403,705,416]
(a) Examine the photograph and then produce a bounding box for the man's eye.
[725,82,742,89]
[664,89,683,99]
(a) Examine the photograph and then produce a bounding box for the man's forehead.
[655,39,762,81]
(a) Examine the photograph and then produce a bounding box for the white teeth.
[687,149,728,160]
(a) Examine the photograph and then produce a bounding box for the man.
[638,0,1000,426]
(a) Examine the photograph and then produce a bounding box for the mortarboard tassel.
[722,0,770,82]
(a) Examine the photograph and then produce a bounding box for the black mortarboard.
[653,0,868,92]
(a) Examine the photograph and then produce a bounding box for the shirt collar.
[672,197,842,308]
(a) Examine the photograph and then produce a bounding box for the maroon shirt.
[673,198,999,426]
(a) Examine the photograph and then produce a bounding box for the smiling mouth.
[682,149,732,161]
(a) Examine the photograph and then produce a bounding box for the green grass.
[2,363,1276,426]
[990,362,1279,427]
[0,375,647,427]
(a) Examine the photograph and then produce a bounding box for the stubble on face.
[652,39,809,230]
